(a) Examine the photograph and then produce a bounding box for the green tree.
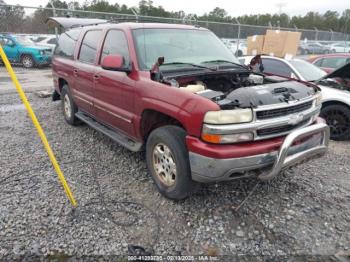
[0,0,25,32]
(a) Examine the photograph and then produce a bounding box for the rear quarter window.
[54,28,82,59]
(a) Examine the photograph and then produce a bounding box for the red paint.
[101,54,124,69]
[308,53,350,73]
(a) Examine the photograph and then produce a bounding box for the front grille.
[257,118,310,137]
[256,101,313,120]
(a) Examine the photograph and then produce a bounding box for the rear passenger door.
[93,29,136,137]
[73,30,102,115]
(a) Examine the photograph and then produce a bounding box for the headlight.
[315,92,322,106]
[203,109,253,124]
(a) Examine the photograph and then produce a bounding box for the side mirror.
[101,54,131,73]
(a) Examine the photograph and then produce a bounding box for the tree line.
[0,0,349,34]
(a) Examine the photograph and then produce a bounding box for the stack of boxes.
[247,30,302,59]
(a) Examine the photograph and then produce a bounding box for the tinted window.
[54,28,81,59]
[34,37,46,42]
[262,59,293,78]
[101,30,129,65]
[321,57,348,69]
[313,58,323,67]
[48,38,57,45]
[79,30,102,64]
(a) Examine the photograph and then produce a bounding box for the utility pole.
[276,2,287,15]
[49,0,58,39]
[235,18,241,52]
[131,8,139,23]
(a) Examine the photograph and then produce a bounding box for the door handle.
[93,75,100,81]
[73,69,78,76]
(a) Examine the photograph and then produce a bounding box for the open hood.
[319,62,350,81]
[46,17,107,29]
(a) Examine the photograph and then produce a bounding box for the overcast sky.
[3,0,349,17]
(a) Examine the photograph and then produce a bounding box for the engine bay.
[156,70,318,109]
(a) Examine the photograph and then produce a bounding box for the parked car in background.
[35,35,58,53]
[221,39,247,56]
[298,42,331,54]
[242,55,350,140]
[328,42,350,53]
[308,53,350,73]
[0,34,52,68]
[233,42,247,56]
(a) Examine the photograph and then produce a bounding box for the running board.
[75,111,142,152]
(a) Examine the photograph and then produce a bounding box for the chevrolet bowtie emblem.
[288,114,304,125]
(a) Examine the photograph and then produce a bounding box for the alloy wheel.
[152,143,177,187]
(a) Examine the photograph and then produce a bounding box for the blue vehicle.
[0,34,52,68]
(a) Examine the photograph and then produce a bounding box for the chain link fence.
[1,4,349,55]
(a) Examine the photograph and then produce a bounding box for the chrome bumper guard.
[258,122,330,180]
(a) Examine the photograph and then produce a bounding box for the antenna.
[276,2,287,15]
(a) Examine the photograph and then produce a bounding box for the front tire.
[146,125,197,200]
[321,104,350,140]
[61,85,79,125]
[21,55,34,68]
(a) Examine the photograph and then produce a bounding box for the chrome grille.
[256,101,313,120]
[257,118,310,137]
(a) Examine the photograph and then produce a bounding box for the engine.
[158,71,318,109]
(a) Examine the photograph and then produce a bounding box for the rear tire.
[321,104,350,140]
[61,85,79,126]
[21,55,34,68]
[146,125,198,200]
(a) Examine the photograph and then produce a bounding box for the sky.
[3,0,349,17]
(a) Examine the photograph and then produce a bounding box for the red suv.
[52,22,329,200]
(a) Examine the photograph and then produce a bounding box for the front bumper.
[189,122,330,183]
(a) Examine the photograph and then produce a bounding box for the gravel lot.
[0,67,350,260]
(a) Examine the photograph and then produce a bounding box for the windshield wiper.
[160,62,215,71]
[201,59,248,69]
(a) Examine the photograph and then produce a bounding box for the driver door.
[93,29,136,137]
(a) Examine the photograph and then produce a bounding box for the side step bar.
[75,111,142,152]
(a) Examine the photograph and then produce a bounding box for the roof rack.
[47,16,200,30]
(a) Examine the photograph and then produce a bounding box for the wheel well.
[58,78,68,92]
[20,53,33,60]
[140,110,184,140]
[322,101,350,111]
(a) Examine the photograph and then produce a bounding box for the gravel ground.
[0,67,350,261]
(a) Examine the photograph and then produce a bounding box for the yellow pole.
[0,45,77,207]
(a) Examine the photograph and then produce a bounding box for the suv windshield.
[132,28,240,70]
[289,60,326,81]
